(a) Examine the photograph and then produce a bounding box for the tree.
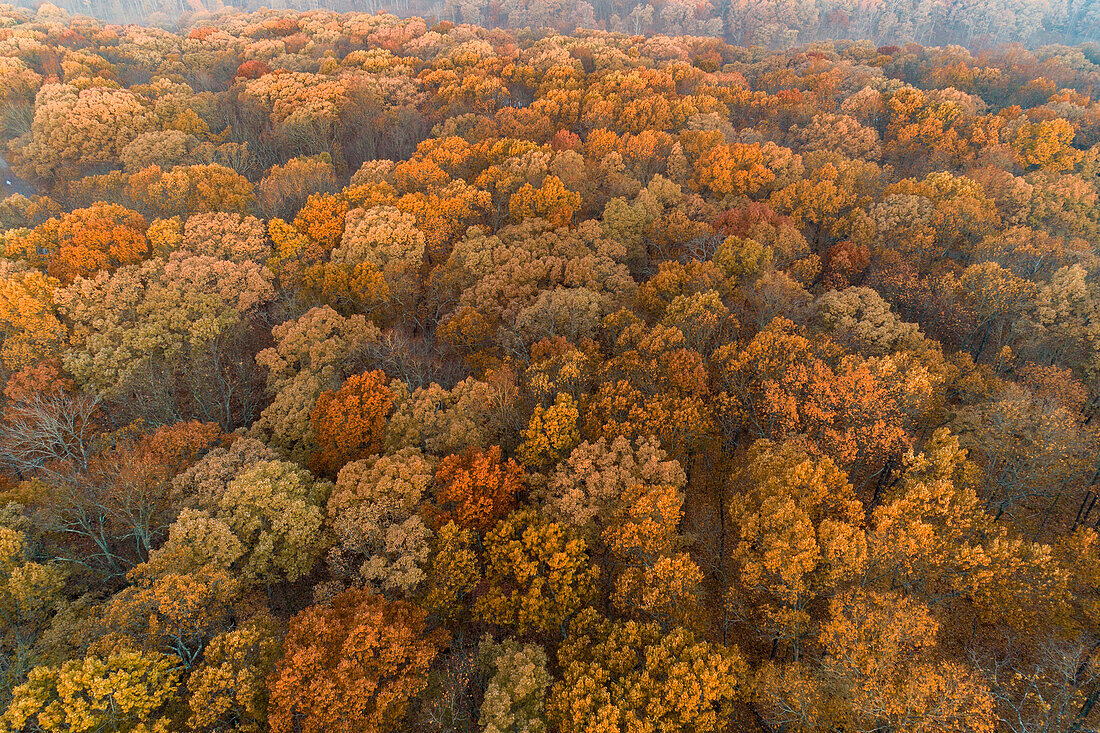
[308,370,394,478]
[384,378,505,457]
[478,636,550,733]
[432,445,523,532]
[548,608,748,733]
[35,420,224,575]
[332,205,425,319]
[508,176,581,227]
[711,317,923,475]
[0,507,67,708]
[726,438,868,657]
[0,362,100,488]
[267,590,442,733]
[587,321,716,459]
[515,393,581,471]
[476,509,597,636]
[2,645,180,733]
[541,435,686,541]
[821,590,995,733]
[55,252,274,427]
[186,616,281,733]
[102,566,240,667]
[603,479,703,626]
[810,286,926,357]
[204,459,327,586]
[1011,118,1082,172]
[44,203,149,284]
[755,589,996,733]
[252,306,380,463]
[180,213,271,264]
[15,82,152,183]
[155,449,330,588]
[0,263,65,373]
[120,130,197,174]
[325,448,435,597]
[870,431,1072,632]
[422,521,480,625]
[257,154,337,220]
[692,142,777,199]
[126,164,256,219]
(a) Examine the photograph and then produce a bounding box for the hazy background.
[18,0,1100,49]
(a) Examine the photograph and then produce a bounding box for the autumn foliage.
[0,7,1099,733]
[309,369,394,477]
[268,589,443,733]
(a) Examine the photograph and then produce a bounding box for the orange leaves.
[692,142,776,199]
[507,175,581,227]
[293,193,349,250]
[235,59,273,80]
[268,589,443,733]
[432,445,523,532]
[46,203,148,283]
[309,370,394,478]
[713,318,915,473]
[1011,118,1082,172]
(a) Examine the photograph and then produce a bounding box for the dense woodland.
[22,0,1100,48]
[0,4,1100,732]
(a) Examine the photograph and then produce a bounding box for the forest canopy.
[0,4,1100,733]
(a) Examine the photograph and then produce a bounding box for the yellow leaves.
[0,517,65,629]
[333,204,425,315]
[186,616,280,733]
[252,306,380,461]
[507,175,581,227]
[713,317,916,472]
[1012,118,1082,172]
[422,521,479,624]
[19,82,153,180]
[516,393,580,471]
[103,566,239,663]
[727,439,867,647]
[0,263,65,371]
[214,459,330,585]
[54,251,275,398]
[384,377,499,456]
[756,589,995,733]
[327,448,435,595]
[477,637,550,733]
[292,193,349,250]
[476,509,597,636]
[550,608,747,733]
[543,434,686,535]
[822,590,938,678]
[3,647,180,733]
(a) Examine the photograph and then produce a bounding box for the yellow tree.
[0,263,65,373]
[549,608,748,733]
[475,509,597,636]
[726,438,868,658]
[3,645,180,733]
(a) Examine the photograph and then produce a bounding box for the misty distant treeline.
[21,0,1100,48]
